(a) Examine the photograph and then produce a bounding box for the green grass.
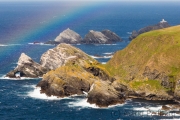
[130,80,166,91]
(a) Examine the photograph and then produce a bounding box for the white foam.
[68,97,125,109]
[28,42,44,45]
[28,87,63,100]
[101,62,106,64]
[0,75,42,80]
[68,98,99,109]
[0,44,8,46]
[90,55,113,59]
[103,52,114,55]
[94,44,117,46]
[127,32,132,34]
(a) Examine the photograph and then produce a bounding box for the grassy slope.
[105,25,180,93]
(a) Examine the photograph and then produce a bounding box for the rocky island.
[6,25,180,107]
[129,19,171,40]
[45,28,122,45]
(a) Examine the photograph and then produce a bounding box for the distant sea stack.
[129,19,171,40]
[101,29,122,42]
[45,28,122,45]
[54,28,83,44]
[83,30,109,44]
[83,30,122,44]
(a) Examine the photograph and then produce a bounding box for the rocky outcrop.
[54,28,83,44]
[101,29,122,42]
[40,43,96,70]
[45,29,122,44]
[87,81,125,107]
[129,19,170,40]
[83,30,109,44]
[83,30,122,44]
[6,53,48,78]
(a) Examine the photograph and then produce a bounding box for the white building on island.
[160,19,167,23]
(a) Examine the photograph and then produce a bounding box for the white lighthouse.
[160,19,167,23]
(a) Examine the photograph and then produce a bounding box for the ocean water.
[0,1,180,119]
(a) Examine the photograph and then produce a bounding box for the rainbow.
[6,1,109,44]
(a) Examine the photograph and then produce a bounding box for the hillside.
[106,25,180,100]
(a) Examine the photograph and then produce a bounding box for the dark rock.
[87,81,125,107]
[44,40,59,45]
[101,29,122,42]
[83,30,109,44]
[161,105,171,111]
[85,67,115,82]
[37,75,91,97]
[129,19,171,40]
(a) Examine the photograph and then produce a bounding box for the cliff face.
[129,20,170,40]
[107,25,180,101]
[37,43,126,107]
[54,28,83,44]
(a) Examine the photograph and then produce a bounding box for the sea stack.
[83,30,109,44]
[83,30,122,44]
[6,53,48,78]
[54,28,83,44]
[101,29,122,42]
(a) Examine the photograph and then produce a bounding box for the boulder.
[6,53,48,78]
[54,28,82,44]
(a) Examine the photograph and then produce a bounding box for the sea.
[0,1,180,120]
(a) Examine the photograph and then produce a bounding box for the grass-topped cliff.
[105,25,180,100]
[36,25,180,107]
